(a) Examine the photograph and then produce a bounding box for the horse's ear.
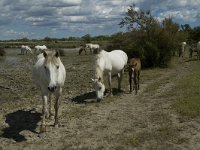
[43,51,47,58]
[55,50,60,57]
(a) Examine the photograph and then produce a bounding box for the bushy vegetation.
[0,47,6,56]
[113,4,188,68]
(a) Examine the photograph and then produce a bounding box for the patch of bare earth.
[0,52,200,150]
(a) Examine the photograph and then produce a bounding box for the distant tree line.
[1,4,200,68]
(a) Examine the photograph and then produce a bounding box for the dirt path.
[0,52,200,150]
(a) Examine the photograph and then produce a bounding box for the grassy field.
[174,58,200,118]
[0,49,200,150]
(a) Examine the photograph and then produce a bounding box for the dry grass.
[174,60,200,118]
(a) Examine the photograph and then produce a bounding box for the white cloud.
[0,0,200,40]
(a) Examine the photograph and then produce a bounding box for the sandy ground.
[0,50,200,150]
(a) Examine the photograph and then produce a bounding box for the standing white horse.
[21,45,32,55]
[179,42,187,58]
[34,45,47,54]
[33,50,66,133]
[196,41,200,60]
[85,43,100,54]
[92,50,128,101]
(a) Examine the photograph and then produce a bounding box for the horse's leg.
[48,93,54,119]
[138,70,140,90]
[54,88,62,127]
[117,69,124,92]
[108,72,112,95]
[134,73,137,95]
[129,70,132,93]
[41,93,48,133]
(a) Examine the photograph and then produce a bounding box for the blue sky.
[0,0,200,40]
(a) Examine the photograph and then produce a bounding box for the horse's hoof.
[48,113,54,120]
[38,132,46,138]
[40,125,47,133]
[54,123,59,128]
[54,121,60,128]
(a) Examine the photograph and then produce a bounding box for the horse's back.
[109,50,128,65]
[105,50,128,73]
[129,58,141,70]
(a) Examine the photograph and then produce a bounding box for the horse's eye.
[56,66,59,69]
[44,66,47,69]
[99,87,102,90]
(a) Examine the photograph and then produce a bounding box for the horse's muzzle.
[48,86,57,92]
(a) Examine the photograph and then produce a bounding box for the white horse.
[196,41,200,59]
[21,45,32,55]
[92,50,128,101]
[34,45,47,54]
[33,50,66,133]
[179,42,187,58]
[85,43,100,54]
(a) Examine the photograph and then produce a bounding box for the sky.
[0,0,200,40]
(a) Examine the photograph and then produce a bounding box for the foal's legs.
[138,70,140,90]
[134,74,138,94]
[129,70,133,93]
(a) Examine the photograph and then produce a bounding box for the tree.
[181,24,192,32]
[117,4,182,67]
[82,34,91,43]
[119,4,158,33]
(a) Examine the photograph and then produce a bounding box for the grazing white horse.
[33,50,66,133]
[34,45,47,54]
[92,50,128,101]
[21,45,32,55]
[85,43,100,54]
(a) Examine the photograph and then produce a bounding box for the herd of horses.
[22,40,200,133]
[179,41,200,59]
[79,43,100,55]
[29,44,141,133]
[20,45,47,55]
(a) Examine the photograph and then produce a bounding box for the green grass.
[174,61,200,118]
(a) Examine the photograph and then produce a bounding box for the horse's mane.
[95,50,105,80]
[37,50,61,66]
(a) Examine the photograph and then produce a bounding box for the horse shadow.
[71,88,123,104]
[71,91,96,104]
[1,109,41,142]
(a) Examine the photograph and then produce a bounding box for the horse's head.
[43,50,60,92]
[91,77,105,101]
